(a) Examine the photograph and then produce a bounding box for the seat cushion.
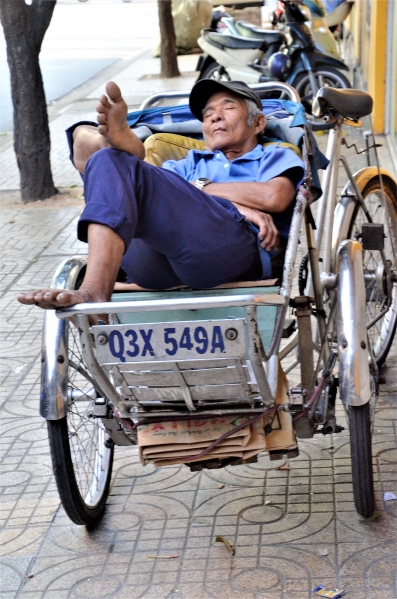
[144,133,206,167]
[144,133,301,167]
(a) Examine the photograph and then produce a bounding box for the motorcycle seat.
[235,21,287,45]
[205,31,267,51]
[312,88,373,120]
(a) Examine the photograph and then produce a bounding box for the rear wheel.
[200,61,231,81]
[347,176,397,366]
[292,67,351,113]
[348,403,375,518]
[47,315,113,526]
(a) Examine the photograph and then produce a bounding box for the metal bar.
[139,82,300,110]
[280,191,308,302]
[171,363,196,412]
[366,307,389,330]
[56,294,285,319]
[305,216,328,359]
[126,408,268,420]
[314,127,338,252]
[76,314,127,414]
[278,331,299,361]
[284,358,300,375]
[244,305,275,406]
[322,127,343,274]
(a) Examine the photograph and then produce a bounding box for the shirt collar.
[191,143,265,162]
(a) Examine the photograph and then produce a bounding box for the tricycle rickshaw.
[40,82,397,525]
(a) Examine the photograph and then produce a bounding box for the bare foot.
[96,81,145,159]
[17,288,97,310]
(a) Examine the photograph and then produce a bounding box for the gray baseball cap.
[189,79,263,121]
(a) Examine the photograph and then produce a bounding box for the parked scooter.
[196,0,351,112]
[272,0,341,59]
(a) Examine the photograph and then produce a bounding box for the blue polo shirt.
[163,143,304,237]
[324,0,346,12]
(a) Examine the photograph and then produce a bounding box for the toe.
[97,96,109,112]
[106,81,122,103]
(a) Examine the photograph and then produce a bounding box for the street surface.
[0,0,159,132]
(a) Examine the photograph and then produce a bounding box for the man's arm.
[229,203,280,251]
[200,176,297,213]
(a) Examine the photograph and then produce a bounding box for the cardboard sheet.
[137,363,298,467]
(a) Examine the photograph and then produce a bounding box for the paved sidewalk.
[1,50,397,599]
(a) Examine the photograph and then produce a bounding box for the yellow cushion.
[143,133,302,167]
[144,133,206,167]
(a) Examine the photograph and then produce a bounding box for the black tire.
[347,176,397,366]
[292,67,351,113]
[348,403,375,518]
[199,61,231,81]
[47,322,114,526]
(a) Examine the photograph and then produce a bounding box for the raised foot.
[96,81,141,155]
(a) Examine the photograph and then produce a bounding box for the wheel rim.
[67,325,112,508]
[206,65,230,81]
[296,69,349,109]
[349,185,397,362]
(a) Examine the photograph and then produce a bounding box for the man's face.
[201,91,264,156]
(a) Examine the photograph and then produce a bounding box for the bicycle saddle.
[205,31,268,51]
[235,21,287,45]
[312,88,373,120]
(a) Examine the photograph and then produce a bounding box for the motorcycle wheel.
[199,61,231,82]
[347,176,397,367]
[292,67,351,113]
[46,312,114,526]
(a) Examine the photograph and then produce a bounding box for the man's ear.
[255,113,267,135]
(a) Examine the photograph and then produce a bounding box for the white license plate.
[92,319,246,364]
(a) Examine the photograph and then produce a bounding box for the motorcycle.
[272,0,341,59]
[196,0,351,112]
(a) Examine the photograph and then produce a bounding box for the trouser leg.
[78,148,262,289]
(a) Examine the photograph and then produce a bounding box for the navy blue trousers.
[78,148,265,289]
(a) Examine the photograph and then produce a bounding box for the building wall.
[349,0,396,163]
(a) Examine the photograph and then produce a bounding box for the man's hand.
[231,204,279,251]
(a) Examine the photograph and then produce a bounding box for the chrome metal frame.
[139,82,300,110]
[40,256,87,419]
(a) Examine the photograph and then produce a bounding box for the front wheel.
[292,67,351,113]
[347,176,397,367]
[348,403,375,518]
[199,61,231,81]
[46,310,114,525]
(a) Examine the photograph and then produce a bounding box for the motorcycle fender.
[337,240,371,406]
[310,48,349,71]
[196,54,214,76]
[331,167,397,272]
[197,35,261,77]
[286,57,309,85]
[40,256,88,420]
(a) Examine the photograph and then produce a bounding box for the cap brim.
[189,79,261,121]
